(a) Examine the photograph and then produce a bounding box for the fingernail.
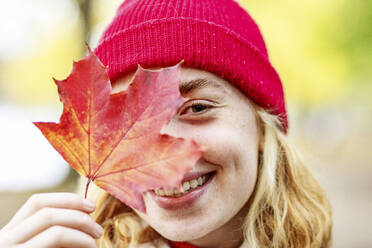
[83,199,95,210]
[95,223,103,237]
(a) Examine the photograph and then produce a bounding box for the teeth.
[190,179,198,188]
[197,177,203,185]
[154,174,210,197]
[155,189,165,196]
[183,181,190,191]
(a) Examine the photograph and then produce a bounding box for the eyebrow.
[179,78,226,95]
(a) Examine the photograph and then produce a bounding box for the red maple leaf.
[34,49,203,212]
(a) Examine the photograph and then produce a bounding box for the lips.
[149,171,216,210]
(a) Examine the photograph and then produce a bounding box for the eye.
[191,103,207,113]
[180,100,213,115]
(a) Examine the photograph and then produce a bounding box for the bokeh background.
[0,0,371,247]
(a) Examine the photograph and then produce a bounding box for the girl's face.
[112,67,261,247]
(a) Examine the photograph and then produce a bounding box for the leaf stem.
[85,178,91,199]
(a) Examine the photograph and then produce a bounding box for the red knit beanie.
[94,0,288,131]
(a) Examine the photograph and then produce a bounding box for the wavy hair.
[77,108,332,248]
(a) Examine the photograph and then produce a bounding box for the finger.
[4,193,95,231]
[7,207,103,244]
[17,226,97,248]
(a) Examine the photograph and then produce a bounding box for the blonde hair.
[78,108,332,248]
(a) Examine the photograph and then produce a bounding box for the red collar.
[171,241,199,248]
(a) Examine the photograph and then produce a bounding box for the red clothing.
[171,241,199,248]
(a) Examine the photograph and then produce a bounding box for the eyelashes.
[179,100,215,116]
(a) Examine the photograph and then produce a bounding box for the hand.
[0,192,102,248]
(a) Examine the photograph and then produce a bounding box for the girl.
[0,0,332,247]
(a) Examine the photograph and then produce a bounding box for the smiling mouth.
[153,172,215,198]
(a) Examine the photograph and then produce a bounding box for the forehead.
[112,67,232,95]
[179,68,229,95]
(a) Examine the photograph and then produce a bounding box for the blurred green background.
[0,0,371,247]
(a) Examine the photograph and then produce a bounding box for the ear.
[257,115,265,153]
[251,101,264,153]
[258,129,264,153]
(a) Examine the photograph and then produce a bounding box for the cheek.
[210,119,259,181]
[193,121,258,168]
[191,123,259,191]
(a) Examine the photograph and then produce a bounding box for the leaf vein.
[54,134,87,175]
[92,95,163,177]
[71,107,88,134]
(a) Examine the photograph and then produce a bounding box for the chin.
[136,202,216,242]
[152,219,213,242]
